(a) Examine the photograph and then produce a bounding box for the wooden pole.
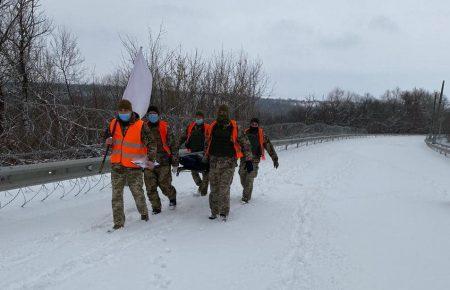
[429,92,438,139]
[433,80,445,143]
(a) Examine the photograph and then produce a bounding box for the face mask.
[147,113,159,123]
[217,112,229,123]
[249,126,259,133]
[195,119,204,125]
[118,112,131,122]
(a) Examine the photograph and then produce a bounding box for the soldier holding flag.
[102,48,156,231]
[104,100,157,231]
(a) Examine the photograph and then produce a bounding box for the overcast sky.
[42,0,450,99]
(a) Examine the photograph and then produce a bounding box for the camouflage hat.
[250,118,260,124]
[147,105,160,114]
[217,105,229,115]
[195,111,205,117]
[118,99,132,111]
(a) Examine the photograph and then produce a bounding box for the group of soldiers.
[105,99,278,230]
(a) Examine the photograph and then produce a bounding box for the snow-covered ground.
[1,136,450,290]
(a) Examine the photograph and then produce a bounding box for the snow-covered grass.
[1,136,450,290]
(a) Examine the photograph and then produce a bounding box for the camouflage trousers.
[239,160,260,202]
[191,171,209,196]
[144,165,177,211]
[111,165,149,227]
[209,156,237,216]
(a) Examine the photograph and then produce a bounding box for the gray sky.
[42,0,450,99]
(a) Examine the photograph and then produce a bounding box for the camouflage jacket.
[146,120,179,167]
[238,126,254,161]
[244,129,278,163]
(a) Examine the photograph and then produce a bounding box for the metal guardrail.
[425,138,450,157]
[0,157,110,192]
[272,133,366,149]
[0,134,368,192]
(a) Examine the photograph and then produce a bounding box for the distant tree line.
[259,88,449,135]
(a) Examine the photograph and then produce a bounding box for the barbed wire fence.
[0,99,366,210]
[0,174,111,210]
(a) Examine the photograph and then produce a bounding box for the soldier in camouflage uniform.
[143,106,179,214]
[105,100,157,230]
[178,111,210,196]
[239,118,278,203]
[204,105,253,221]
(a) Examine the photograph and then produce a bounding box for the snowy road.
[1,136,450,290]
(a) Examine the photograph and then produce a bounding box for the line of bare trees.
[260,87,449,135]
[107,27,269,120]
[0,1,273,165]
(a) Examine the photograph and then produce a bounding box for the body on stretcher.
[177,151,209,176]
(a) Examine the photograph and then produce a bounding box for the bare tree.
[2,0,52,136]
[0,0,18,47]
[50,26,85,105]
[0,0,19,134]
[5,0,52,101]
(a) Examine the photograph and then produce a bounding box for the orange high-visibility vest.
[205,120,243,158]
[109,119,147,168]
[158,121,172,156]
[245,127,266,160]
[186,122,210,144]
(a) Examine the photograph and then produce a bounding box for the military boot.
[169,199,177,210]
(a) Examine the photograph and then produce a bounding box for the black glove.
[201,155,209,164]
[244,160,254,173]
[273,159,279,169]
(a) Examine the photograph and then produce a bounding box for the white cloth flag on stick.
[122,47,153,118]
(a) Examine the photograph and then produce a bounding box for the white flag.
[122,47,152,118]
